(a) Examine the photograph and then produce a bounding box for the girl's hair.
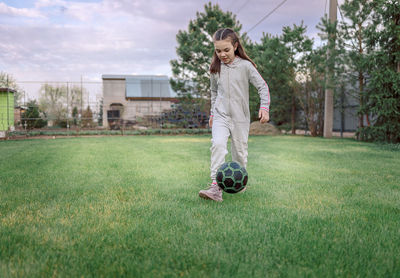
[210,28,256,74]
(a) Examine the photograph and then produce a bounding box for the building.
[0,88,15,137]
[333,88,358,132]
[102,75,178,128]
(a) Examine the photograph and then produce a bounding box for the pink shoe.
[199,183,223,202]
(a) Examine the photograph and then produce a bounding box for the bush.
[22,100,47,129]
[8,128,211,138]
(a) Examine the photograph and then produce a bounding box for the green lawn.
[0,135,399,277]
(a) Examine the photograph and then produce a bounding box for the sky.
[0,0,341,100]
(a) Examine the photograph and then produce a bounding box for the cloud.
[1,0,340,101]
[0,2,44,18]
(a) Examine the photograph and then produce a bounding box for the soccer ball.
[216,161,248,194]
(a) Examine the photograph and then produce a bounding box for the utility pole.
[323,0,337,138]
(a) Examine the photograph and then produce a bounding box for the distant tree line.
[170,0,399,143]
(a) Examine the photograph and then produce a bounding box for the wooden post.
[323,0,337,138]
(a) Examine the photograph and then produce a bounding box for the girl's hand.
[209,117,213,128]
[259,109,269,124]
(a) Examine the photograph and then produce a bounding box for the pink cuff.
[260,107,269,112]
[210,115,214,117]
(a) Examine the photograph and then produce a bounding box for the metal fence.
[0,80,210,138]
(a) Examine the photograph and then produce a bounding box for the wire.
[337,1,357,49]
[230,0,241,11]
[236,0,251,14]
[246,0,289,33]
[324,0,328,16]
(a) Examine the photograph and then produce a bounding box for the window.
[107,110,120,120]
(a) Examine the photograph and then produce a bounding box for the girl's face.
[214,38,237,64]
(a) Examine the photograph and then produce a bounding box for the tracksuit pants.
[210,116,250,181]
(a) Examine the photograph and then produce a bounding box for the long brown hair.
[210,28,256,74]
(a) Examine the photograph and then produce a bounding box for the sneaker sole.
[199,192,223,202]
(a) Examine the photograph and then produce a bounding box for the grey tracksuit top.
[210,56,270,123]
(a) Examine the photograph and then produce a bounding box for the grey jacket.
[210,56,270,123]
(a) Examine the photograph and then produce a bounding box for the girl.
[199,28,270,202]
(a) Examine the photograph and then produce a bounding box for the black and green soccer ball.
[216,161,248,194]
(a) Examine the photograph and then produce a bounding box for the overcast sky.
[1,0,341,100]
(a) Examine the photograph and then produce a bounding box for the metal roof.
[0,88,16,93]
[102,75,177,98]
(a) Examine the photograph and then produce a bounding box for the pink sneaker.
[199,183,223,202]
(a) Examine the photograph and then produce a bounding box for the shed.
[0,88,15,132]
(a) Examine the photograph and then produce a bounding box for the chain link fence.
[0,79,210,139]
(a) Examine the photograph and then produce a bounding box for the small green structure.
[0,88,15,131]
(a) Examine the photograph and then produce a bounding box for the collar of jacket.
[222,56,242,68]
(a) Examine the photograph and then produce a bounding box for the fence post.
[67,82,70,136]
[340,86,345,138]
[81,76,83,130]
[7,79,9,136]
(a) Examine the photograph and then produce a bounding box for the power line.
[236,0,251,14]
[337,1,357,49]
[246,0,289,33]
[230,0,241,11]
[324,0,328,16]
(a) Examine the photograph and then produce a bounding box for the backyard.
[0,135,399,277]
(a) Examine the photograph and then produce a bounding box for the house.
[333,88,359,132]
[0,88,15,137]
[14,106,26,126]
[102,75,178,128]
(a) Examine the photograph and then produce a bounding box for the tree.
[170,2,243,113]
[82,105,94,128]
[38,83,84,127]
[301,46,327,136]
[339,0,373,135]
[0,72,23,106]
[98,98,103,126]
[315,16,348,137]
[72,106,79,126]
[38,84,67,126]
[282,23,314,134]
[249,33,292,127]
[21,100,47,129]
[360,0,400,142]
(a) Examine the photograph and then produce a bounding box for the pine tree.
[339,0,373,134]
[21,100,47,129]
[250,34,292,127]
[361,0,400,142]
[82,106,94,128]
[282,23,314,134]
[170,2,243,113]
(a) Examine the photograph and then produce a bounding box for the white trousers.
[210,117,250,181]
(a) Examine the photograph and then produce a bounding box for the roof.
[0,88,16,93]
[102,75,177,98]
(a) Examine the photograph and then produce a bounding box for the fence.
[0,80,210,138]
[1,79,362,139]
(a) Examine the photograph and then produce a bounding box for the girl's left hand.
[259,109,270,124]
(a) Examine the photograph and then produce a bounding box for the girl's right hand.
[209,117,213,128]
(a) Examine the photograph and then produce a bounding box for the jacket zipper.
[228,67,231,116]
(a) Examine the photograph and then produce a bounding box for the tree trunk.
[318,86,324,136]
[358,71,364,129]
[357,22,365,137]
[291,92,296,134]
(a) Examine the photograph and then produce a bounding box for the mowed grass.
[0,135,399,277]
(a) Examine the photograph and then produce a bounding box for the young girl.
[199,28,270,202]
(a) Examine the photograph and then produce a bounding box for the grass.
[0,135,399,277]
